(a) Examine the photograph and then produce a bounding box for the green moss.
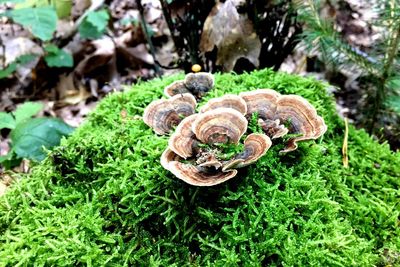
[1,69,399,266]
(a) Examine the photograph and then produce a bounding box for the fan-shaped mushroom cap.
[168,161,238,186]
[170,93,197,115]
[222,133,271,171]
[239,89,280,119]
[221,158,244,171]
[168,114,199,158]
[164,80,190,97]
[143,93,197,135]
[143,99,180,135]
[258,118,289,139]
[276,95,327,153]
[200,94,247,114]
[192,108,247,145]
[161,148,181,170]
[236,133,272,167]
[184,72,214,97]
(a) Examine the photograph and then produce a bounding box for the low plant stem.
[369,18,400,132]
[135,0,162,77]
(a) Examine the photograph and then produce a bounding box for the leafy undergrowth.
[1,69,399,266]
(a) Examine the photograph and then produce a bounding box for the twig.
[159,0,182,59]
[135,0,162,77]
[342,117,349,168]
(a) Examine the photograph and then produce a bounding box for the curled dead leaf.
[199,0,261,71]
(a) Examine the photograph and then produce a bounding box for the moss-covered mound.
[1,69,399,266]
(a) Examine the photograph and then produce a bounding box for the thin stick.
[135,0,162,77]
[342,118,349,168]
[159,0,181,57]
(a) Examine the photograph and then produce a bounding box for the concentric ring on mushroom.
[161,108,272,186]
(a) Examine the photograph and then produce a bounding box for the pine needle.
[342,117,349,168]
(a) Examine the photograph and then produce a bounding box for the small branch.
[135,0,162,77]
[159,0,182,58]
[342,118,349,168]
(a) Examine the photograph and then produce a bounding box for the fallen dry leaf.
[3,37,43,65]
[74,37,115,77]
[200,0,261,71]
[56,19,75,39]
[56,73,91,105]
[55,100,97,127]
[0,182,7,197]
[143,0,162,23]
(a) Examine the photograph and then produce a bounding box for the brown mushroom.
[161,101,273,186]
[164,72,215,99]
[192,108,248,144]
[240,89,327,152]
[258,118,289,139]
[161,148,181,170]
[200,94,247,114]
[235,133,272,167]
[171,93,197,117]
[184,72,215,98]
[164,80,190,97]
[276,95,327,153]
[143,93,197,135]
[168,161,238,186]
[223,133,271,171]
[239,89,280,119]
[168,114,199,158]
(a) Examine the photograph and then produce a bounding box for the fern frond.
[299,1,382,76]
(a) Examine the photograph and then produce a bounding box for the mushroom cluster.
[164,72,214,99]
[239,89,327,153]
[143,74,327,186]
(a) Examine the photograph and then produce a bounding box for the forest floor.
[0,0,392,194]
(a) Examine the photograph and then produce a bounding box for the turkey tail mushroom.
[164,80,190,97]
[184,72,214,98]
[240,89,327,152]
[192,108,248,145]
[276,95,327,153]
[239,89,280,119]
[168,114,199,159]
[200,94,247,114]
[223,133,271,171]
[143,93,197,135]
[168,161,238,186]
[164,72,215,99]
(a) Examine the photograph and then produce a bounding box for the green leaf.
[18,54,37,64]
[13,102,44,124]
[387,95,400,113]
[7,7,57,41]
[0,112,16,130]
[51,0,72,18]
[14,0,48,8]
[0,0,25,3]
[79,10,109,39]
[0,150,22,170]
[386,76,400,90]
[0,54,37,80]
[11,118,74,161]
[44,44,74,67]
[0,152,13,163]
[0,62,17,79]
